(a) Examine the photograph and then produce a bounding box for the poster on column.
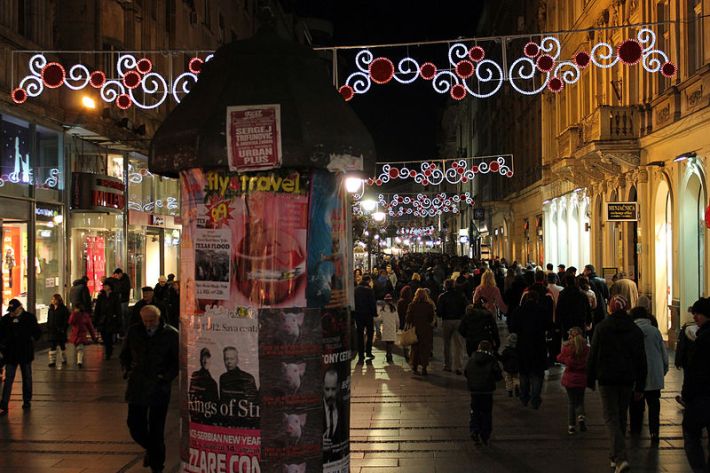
[259,307,323,472]
[227,104,282,172]
[184,306,261,473]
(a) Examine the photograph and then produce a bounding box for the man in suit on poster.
[323,369,346,462]
[219,346,259,428]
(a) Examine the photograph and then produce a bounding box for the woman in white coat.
[376,293,399,363]
[629,305,669,444]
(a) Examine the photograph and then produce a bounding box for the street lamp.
[372,211,386,222]
[361,199,377,212]
[81,95,97,110]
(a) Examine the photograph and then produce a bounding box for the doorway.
[654,180,672,336]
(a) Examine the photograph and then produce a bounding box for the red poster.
[226,105,282,172]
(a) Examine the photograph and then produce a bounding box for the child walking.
[556,326,589,434]
[68,304,97,368]
[465,340,502,445]
[498,333,520,397]
[376,294,399,363]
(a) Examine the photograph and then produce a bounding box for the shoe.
[21,402,30,410]
[366,353,375,360]
[77,362,83,368]
[578,415,587,432]
[568,426,576,435]
[507,390,513,397]
[614,460,630,473]
[675,395,686,407]
[386,355,393,363]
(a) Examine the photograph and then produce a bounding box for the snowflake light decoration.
[368,155,513,187]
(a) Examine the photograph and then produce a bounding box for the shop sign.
[71,172,125,212]
[606,202,638,221]
[35,207,59,218]
[459,235,469,244]
[226,104,282,172]
[150,215,165,226]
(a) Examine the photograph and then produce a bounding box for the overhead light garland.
[338,28,674,101]
[398,226,436,237]
[11,52,213,109]
[354,192,474,218]
[368,155,513,186]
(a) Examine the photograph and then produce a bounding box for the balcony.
[577,105,641,168]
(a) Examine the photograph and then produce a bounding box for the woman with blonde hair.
[557,326,589,434]
[406,288,436,375]
[473,269,508,317]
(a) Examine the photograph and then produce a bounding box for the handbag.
[397,325,418,347]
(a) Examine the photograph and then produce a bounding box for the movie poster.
[306,171,349,309]
[194,228,231,300]
[184,306,261,473]
[259,308,323,472]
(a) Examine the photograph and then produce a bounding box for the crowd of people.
[354,253,710,473]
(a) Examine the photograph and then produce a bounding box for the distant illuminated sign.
[606,202,638,221]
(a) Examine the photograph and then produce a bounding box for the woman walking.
[629,306,668,444]
[406,288,436,375]
[473,269,508,318]
[376,294,399,363]
[557,327,590,434]
[46,294,70,368]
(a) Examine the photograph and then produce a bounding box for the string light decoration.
[338,28,674,101]
[11,52,213,109]
[353,192,474,217]
[398,226,436,237]
[368,155,513,186]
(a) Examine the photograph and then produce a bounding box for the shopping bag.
[397,326,418,347]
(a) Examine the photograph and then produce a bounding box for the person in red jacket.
[557,326,590,434]
[68,305,97,368]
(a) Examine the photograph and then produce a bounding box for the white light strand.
[368,155,513,186]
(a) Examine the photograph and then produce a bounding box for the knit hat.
[609,295,629,313]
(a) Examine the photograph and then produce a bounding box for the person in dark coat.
[46,294,70,367]
[68,277,92,314]
[153,275,170,304]
[120,304,178,473]
[682,297,710,473]
[556,274,593,335]
[354,275,377,364]
[437,279,468,373]
[510,290,550,410]
[94,280,123,360]
[130,287,167,328]
[584,264,609,334]
[465,340,502,446]
[406,288,436,375]
[587,295,647,473]
[166,280,180,328]
[459,300,500,356]
[0,299,42,413]
[188,347,219,425]
[112,268,131,334]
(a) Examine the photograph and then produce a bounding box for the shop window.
[128,227,146,301]
[0,114,32,198]
[0,198,29,314]
[35,125,64,202]
[128,157,180,215]
[35,205,63,323]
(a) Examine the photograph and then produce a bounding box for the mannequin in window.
[5,248,15,288]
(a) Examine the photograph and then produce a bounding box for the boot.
[77,347,85,368]
[60,348,67,365]
[48,350,57,367]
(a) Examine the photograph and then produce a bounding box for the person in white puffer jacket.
[376,294,399,363]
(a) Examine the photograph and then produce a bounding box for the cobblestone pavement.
[0,323,698,473]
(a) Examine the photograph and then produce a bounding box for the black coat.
[130,299,167,327]
[437,289,467,320]
[556,287,592,334]
[0,311,42,364]
[120,319,179,406]
[587,310,647,390]
[115,275,131,303]
[69,280,92,312]
[681,323,710,402]
[459,307,499,355]
[46,304,69,343]
[588,273,609,325]
[510,299,549,375]
[95,291,123,333]
[354,284,377,323]
[465,351,502,393]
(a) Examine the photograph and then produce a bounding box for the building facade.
[0,0,258,320]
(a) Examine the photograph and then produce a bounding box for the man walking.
[682,297,710,473]
[120,305,178,473]
[587,295,646,473]
[354,275,377,364]
[437,278,467,374]
[584,264,609,331]
[0,299,41,414]
[113,268,132,334]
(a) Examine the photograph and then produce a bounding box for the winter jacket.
[129,299,167,327]
[68,311,97,346]
[634,318,668,391]
[587,310,647,391]
[459,306,500,355]
[120,318,179,406]
[373,276,394,301]
[94,290,123,333]
[465,350,503,393]
[0,311,41,364]
[46,304,69,343]
[436,289,467,320]
[557,343,589,389]
[556,287,592,334]
[473,285,508,315]
[509,298,550,375]
[354,283,377,323]
[588,273,609,325]
[675,322,698,369]
[153,282,171,305]
[69,279,92,312]
[499,346,520,374]
[681,322,710,402]
[375,303,399,342]
[114,274,131,303]
[396,293,412,330]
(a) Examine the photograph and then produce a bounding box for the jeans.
[565,387,586,426]
[127,403,170,471]
[355,318,374,361]
[1,362,33,409]
[519,372,544,408]
[599,384,633,463]
[50,340,66,351]
[101,329,115,358]
[629,389,661,436]
[469,393,494,441]
[442,319,465,371]
[682,396,710,473]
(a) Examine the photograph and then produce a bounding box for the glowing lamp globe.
[345,176,364,193]
[361,200,377,212]
[372,211,386,222]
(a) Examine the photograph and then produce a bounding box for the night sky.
[291,1,485,164]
